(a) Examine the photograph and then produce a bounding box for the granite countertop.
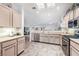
[0,35,24,43]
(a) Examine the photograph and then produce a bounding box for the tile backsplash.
[0,28,21,37]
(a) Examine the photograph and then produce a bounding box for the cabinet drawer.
[18,37,25,43]
[0,44,1,56]
[2,40,16,48]
[17,37,25,54]
[70,41,79,51]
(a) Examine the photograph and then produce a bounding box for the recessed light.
[47,13,51,16]
[47,3,55,7]
[36,11,39,13]
[57,6,60,10]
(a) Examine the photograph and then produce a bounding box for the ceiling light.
[57,6,60,10]
[36,3,44,9]
[48,13,50,16]
[47,3,55,7]
[36,11,39,13]
[36,3,56,9]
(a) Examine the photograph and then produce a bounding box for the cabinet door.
[0,44,1,56]
[49,35,60,44]
[2,43,17,56]
[70,10,74,20]
[70,46,79,56]
[40,35,60,44]
[18,37,25,54]
[0,5,10,27]
[74,8,79,18]
[13,10,21,28]
[64,14,69,28]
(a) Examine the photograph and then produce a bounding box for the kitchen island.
[31,30,66,45]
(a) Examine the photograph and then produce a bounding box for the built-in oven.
[62,36,70,56]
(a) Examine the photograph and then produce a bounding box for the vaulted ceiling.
[24,3,73,27]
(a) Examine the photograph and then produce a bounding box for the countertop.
[70,38,79,44]
[31,30,71,35]
[0,35,25,43]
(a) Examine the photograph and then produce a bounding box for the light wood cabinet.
[0,5,10,27]
[64,13,70,28]
[40,34,61,44]
[0,36,25,56]
[0,43,1,56]
[2,43,17,56]
[70,10,74,20]
[0,4,21,27]
[17,37,25,54]
[2,40,17,56]
[74,8,79,18]
[70,40,79,56]
[13,9,21,28]
[70,45,79,56]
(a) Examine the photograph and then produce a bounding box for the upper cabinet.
[70,10,74,20]
[63,12,70,28]
[0,4,22,28]
[74,8,79,18]
[13,9,21,28]
[0,5,10,27]
[64,12,70,21]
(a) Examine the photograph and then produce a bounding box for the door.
[2,43,17,56]
[70,46,79,56]
[70,10,74,20]
[0,5,10,27]
[40,35,60,44]
[13,9,21,28]
[74,8,79,18]
[18,37,25,54]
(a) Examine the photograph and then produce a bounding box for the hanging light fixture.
[36,3,56,9]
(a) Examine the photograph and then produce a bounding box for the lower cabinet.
[70,40,79,56]
[70,46,79,56]
[17,37,25,55]
[2,40,17,56]
[40,34,61,44]
[0,44,1,56]
[0,36,25,56]
[2,43,17,56]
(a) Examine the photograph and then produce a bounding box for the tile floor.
[20,42,65,56]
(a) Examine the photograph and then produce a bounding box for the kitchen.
[0,3,79,56]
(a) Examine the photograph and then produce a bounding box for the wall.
[24,3,72,31]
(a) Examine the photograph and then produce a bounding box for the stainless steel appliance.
[68,20,74,28]
[62,36,70,56]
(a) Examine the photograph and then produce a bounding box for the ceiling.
[2,3,73,28]
[24,3,73,27]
